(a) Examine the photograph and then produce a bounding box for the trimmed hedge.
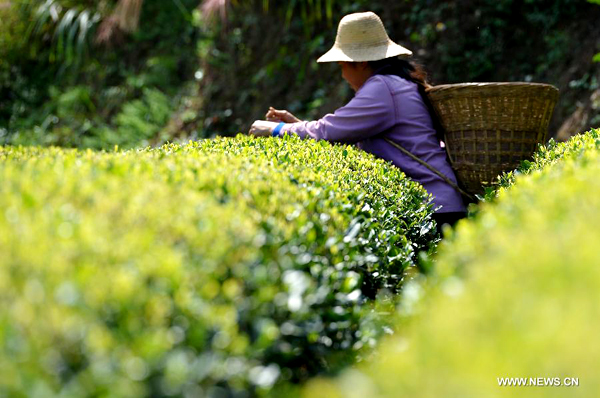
[491,128,600,196]
[0,134,437,397]
[306,129,600,398]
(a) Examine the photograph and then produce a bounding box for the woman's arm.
[248,108,302,137]
[282,76,395,143]
[266,107,301,123]
[248,76,395,142]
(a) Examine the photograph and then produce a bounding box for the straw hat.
[317,12,412,63]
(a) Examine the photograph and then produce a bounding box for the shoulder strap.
[383,138,476,202]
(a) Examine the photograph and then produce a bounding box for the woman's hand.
[248,120,279,137]
[265,107,301,123]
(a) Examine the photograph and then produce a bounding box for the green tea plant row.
[0,135,437,397]
[492,128,600,195]
[306,128,600,398]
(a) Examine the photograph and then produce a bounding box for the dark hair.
[369,57,430,88]
[368,57,444,141]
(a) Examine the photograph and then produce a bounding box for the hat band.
[336,40,390,49]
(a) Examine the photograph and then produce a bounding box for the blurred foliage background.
[1,0,599,149]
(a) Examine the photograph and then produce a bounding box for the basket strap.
[383,138,476,202]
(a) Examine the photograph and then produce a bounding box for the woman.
[249,11,466,232]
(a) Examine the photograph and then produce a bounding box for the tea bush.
[0,134,437,397]
[493,128,600,193]
[305,129,600,398]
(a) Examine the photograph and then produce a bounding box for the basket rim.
[426,82,559,93]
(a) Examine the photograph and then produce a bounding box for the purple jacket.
[280,74,466,213]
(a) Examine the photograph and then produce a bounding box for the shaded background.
[1,0,599,150]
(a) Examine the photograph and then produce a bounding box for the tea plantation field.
[5,130,599,398]
[0,135,438,397]
[307,129,600,398]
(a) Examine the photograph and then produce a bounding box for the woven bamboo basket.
[426,82,559,195]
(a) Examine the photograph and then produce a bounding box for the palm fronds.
[28,0,335,47]
[28,0,101,66]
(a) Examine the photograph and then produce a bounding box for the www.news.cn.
[497,377,579,387]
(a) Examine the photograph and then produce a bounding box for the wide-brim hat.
[317,11,412,63]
